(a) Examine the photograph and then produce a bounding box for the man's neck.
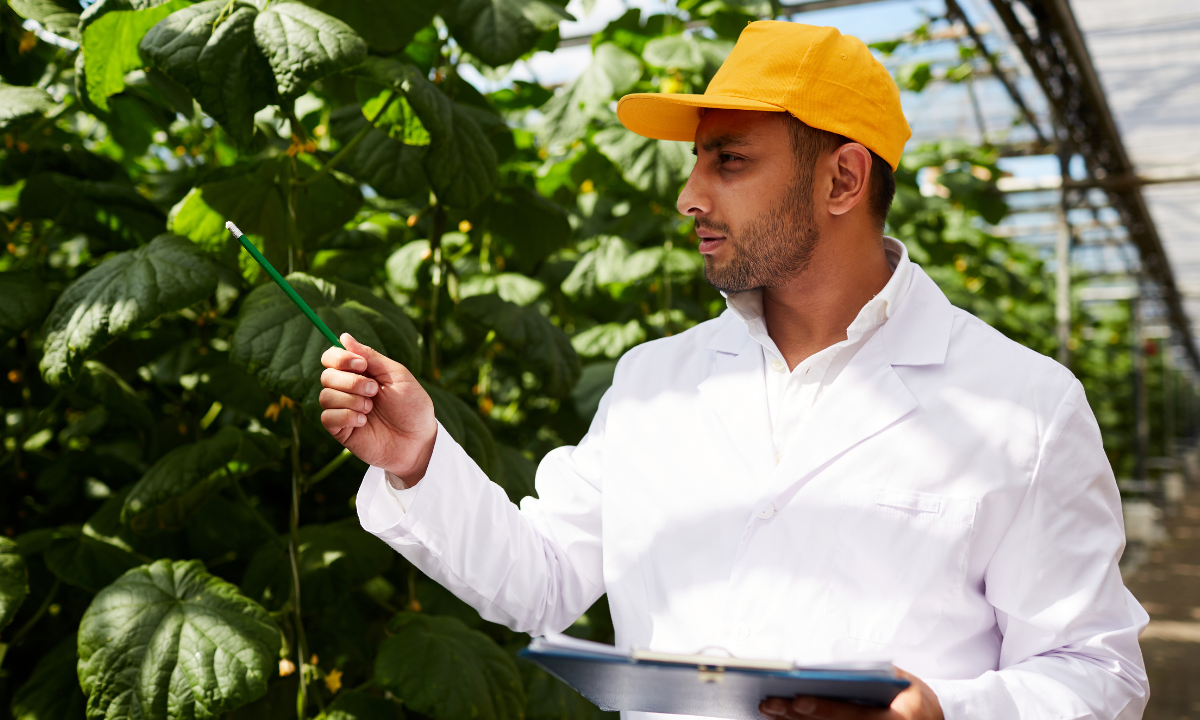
[761,233,893,371]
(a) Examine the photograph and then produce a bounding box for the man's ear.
[826,143,872,217]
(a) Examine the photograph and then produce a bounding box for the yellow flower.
[279,396,296,410]
[18,30,37,54]
[264,403,281,421]
[458,220,472,233]
[7,370,22,384]
[407,214,419,227]
[324,668,343,694]
[279,658,296,677]
[580,179,594,194]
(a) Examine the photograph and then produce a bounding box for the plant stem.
[289,414,310,720]
[298,90,399,189]
[8,578,60,648]
[303,448,352,489]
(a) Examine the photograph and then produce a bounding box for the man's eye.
[718,153,740,163]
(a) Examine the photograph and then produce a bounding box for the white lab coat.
[358,264,1149,720]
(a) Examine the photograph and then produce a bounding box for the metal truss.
[987,0,1200,370]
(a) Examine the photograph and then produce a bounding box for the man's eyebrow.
[695,133,753,154]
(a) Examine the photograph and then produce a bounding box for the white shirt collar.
[723,236,912,360]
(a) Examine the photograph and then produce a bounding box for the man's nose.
[676,166,708,217]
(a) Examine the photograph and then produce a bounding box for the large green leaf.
[80,0,194,111]
[459,294,581,398]
[458,272,544,306]
[355,58,497,208]
[420,381,498,476]
[241,518,394,612]
[593,126,695,198]
[44,528,144,593]
[78,559,282,720]
[0,84,56,132]
[8,0,81,37]
[121,426,281,534]
[486,185,572,273]
[252,2,365,99]
[11,635,87,720]
[305,0,436,52]
[375,613,525,720]
[384,239,431,292]
[39,235,217,387]
[571,320,646,359]
[443,0,572,67]
[140,0,278,147]
[328,104,427,200]
[73,361,155,431]
[0,272,52,342]
[323,691,404,720]
[0,537,29,631]
[19,173,167,248]
[538,43,641,149]
[642,34,704,71]
[571,360,615,421]
[231,273,422,418]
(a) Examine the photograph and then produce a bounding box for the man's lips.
[697,235,726,254]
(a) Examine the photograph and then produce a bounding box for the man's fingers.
[340,333,397,376]
[787,697,889,720]
[321,368,379,396]
[321,408,367,432]
[322,346,368,372]
[320,388,374,414]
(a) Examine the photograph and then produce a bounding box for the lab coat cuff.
[922,677,973,720]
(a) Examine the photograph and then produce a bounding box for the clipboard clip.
[696,665,725,684]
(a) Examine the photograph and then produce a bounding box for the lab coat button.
[733,623,751,640]
[758,504,775,519]
[770,359,786,372]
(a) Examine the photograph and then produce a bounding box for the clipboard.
[518,634,909,720]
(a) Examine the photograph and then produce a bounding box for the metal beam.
[987,0,1200,370]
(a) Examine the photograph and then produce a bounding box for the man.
[319,21,1149,720]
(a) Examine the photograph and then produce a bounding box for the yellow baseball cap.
[616,21,911,170]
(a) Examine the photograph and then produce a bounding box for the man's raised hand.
[319,333,437,485]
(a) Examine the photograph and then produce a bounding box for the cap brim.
[616,93,786,142]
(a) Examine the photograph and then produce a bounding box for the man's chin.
[703,261,756,296]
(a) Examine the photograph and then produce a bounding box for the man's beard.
[699,177,818,295]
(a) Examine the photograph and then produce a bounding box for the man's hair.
[783,114,896,228]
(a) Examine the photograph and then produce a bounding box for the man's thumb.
[340,333,388,372]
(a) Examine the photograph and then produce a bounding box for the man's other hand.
[319,333,437,485]
[759,669,942,720]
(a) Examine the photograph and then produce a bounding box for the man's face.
[676,109,819,294]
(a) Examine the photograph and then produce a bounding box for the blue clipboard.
[519,639,909,719]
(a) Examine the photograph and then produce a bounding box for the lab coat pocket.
[827,487,977,647]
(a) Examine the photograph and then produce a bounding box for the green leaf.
[359,90,430,145]
[140,0,278,147]
[571,320,645,359]
[39,235,217,388]
[538,43,640,149]
[571,360,615,420]
[44,528,144,593]
[19,173,167,248]
[642,34,704,71]
[355,58,497,208]
[305,0,436,53]
[0,271,52,342]
[458,272,544,306]
[328,104,428,200]
[459,294,581,398]
[8,0,82,38]
[486,185,572,273]
[0,84,56,132]
[493,444,536,503]
[241,518,393,611]
[375,613,525,720]
[121,426,281,534]
[74,361,155,431]
[421,381,498,476]
[593,126,695,198]
[442,0,573,67]
[384,240,431,292]
[561,236,636,299]
[252,2,366,99]
[232,273,422,418]
[322,691,404,720]
[80,0,194,111]
[78,559,282,720]
[0,537,29,632]
[11,635,88,720]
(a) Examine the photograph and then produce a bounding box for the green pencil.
[225,221,345,350]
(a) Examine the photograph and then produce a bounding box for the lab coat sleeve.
[356,391,610,636]
[925,380,1150,720]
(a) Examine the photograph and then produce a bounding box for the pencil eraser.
[225,221,243,237]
